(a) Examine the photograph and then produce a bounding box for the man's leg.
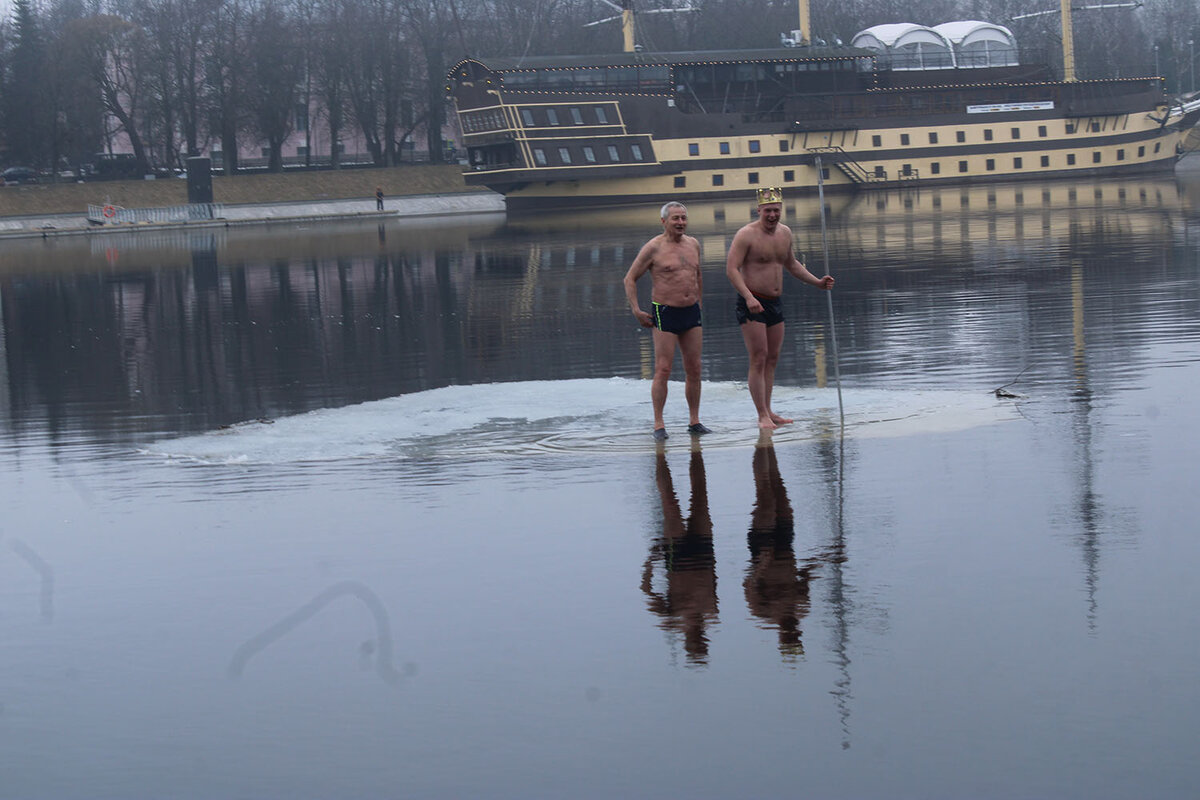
[651,328,678,432]
[763,322,792,425]
[677,326,703,427]
[740,321,775,429]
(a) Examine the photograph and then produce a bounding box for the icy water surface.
[2,172,1200,798]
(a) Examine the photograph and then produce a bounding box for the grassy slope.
[0,164,479,217]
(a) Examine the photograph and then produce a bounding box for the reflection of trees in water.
[641,447,718,667]
[229,580,406,687]
[1,182,1188,442]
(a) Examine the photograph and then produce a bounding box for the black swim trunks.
[652,302,702,334]
[736,294,785,327]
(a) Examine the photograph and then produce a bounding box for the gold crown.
[756,187,783,205]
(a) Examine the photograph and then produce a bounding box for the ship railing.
[808,146,880,185]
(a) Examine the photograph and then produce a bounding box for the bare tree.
[345,0,411,165]
[65,13,152,174]
[208,0,251,173]
[246,0,303,170]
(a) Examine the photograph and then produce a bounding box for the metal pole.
[814,155,844,425]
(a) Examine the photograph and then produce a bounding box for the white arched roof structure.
[934,21,1018,68]
[852,21,1019,70]
[851,23,955,70]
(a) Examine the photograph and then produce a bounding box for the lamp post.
[1154,44,1159,77]
[1191,39,1195,93]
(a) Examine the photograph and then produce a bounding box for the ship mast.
[622,0,636,53]
[1060,0,1076,81]
[797,0,811,46]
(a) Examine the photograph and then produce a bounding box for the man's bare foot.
[769,412,793,425]
[758,417,777,430]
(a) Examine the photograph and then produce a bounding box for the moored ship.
[447,10,1200,211]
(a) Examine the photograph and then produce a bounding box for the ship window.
[1138,145,1145,157]
[674,177,686,188]
[902,164,912,176]
[1090,122,1101,132]
[1014,157,1022,169]
[608,67,638,88]
[608,145,620,161]
[821,167,830,180]
[1038,125,1048,137]
[631,144,644,160]
[783,170,794,182]
[1011,128,1020,140]
[720,142,730,154]
[533,148,548,166]
[570,108,584,124]
[1066,123,1076,134]
[1117,148,1125,161]
[583,146,596,163]
[688,143,700,156]
[748,172,759,184]
[521,109,535,126]
[1093,151,1101,163]
[749,140,761,153]
[958,160,968,173]
[986,158,995,170]
[547,109,560,125]
[558,147,572,164]
[596,107,609,124]
[874,166,884,178]
[900,134,910,146]
[984,129,994,141]
[779,140,788,152]
[1155,142,1162,153]
[1041,155,1050,167]
[713,174,724,186]
[929,132,938,144]
[1067,153,1076,165]
[931,162,940,174]
[574,69,604,88]
[872,135,882,147]
[956,131,966,143]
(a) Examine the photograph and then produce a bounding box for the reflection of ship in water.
[641,446,718,667]
[1066,257,1120,631]
[498,172,1191,256]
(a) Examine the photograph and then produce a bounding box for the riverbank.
[0,164,504,238]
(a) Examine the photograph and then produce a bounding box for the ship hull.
[449,50,1197,212]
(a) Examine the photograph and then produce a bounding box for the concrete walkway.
[0,192,506,239]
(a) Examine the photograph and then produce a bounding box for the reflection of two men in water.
[641,439,832,666]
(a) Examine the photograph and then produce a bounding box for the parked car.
[2,166,39,185]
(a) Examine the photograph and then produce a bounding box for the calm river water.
[2,168,1199,798]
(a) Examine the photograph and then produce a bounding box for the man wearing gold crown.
[624,201,710,440]
[726,187,835,430]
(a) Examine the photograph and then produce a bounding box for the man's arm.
[624,242,656,327]
[725,229,763,312]
[784,244,834,290]
[689,236,703,307]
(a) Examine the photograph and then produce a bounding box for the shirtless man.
[726,187,834,430]
[624,201,710,441]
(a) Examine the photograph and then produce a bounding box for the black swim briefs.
[736,294,784,327]
[652,302,702,334]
